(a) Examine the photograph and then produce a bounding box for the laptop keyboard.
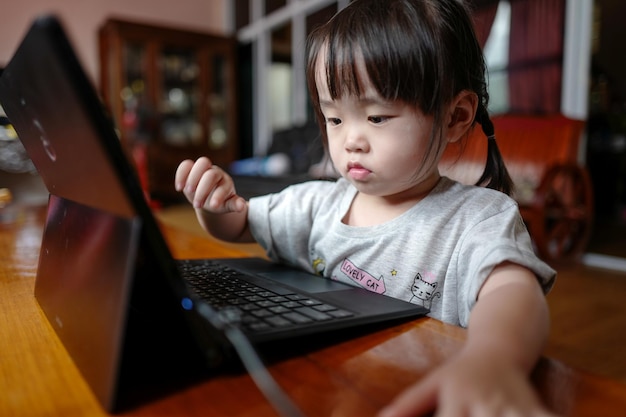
[177,260,354,334]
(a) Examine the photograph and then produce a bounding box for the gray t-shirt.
[248,177,555,327]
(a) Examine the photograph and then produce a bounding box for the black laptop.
[0,15,427,413]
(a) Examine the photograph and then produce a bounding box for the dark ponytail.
[475,104,513,196]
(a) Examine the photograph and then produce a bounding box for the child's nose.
[344,124,369,152]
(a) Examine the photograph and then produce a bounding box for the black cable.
[196,303,306,417]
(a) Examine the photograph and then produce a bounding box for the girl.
[175,0,557,415]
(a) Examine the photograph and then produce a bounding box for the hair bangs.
[323,34,363,100]
[319,1,443,115]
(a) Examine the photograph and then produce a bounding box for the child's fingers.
[194,165,241,213]
[185,157,214,192]
[174,157,213,194]
[174,159,194,192]
[224,195,247,213]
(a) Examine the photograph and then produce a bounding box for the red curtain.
[508,0,565,114]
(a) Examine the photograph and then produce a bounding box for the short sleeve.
[453,201,556,326]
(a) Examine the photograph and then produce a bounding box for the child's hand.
[378,350,558,417]
[175,157,246,213]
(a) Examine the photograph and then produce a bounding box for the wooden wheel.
[527,165,594,262]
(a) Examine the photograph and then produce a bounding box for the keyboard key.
[327,309,354,319]
[256,300,277,308]
[282,312,313,324]
[247,322,272,332]
[268,295,289,303]
[251,309,273,318]
[281,301,302,309]
[239,303,259,311]
[299,298,322,306]
[285,294,308,301]
[313,304,337,312]
[268,306,291,314]
[265,316,292,327]
[294,307,332,321]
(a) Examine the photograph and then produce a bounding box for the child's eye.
[368,116,389,124]
[326,117,342,126]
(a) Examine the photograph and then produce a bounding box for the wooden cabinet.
[99,18,238,203]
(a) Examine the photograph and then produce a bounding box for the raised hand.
[175,157,246,214]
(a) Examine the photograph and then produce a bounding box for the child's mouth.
[347,163,371,180]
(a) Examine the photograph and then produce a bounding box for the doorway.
[585,0,626,259]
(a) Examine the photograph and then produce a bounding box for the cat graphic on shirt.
[410,272,441,309]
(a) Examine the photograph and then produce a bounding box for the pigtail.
[475,105,514,196]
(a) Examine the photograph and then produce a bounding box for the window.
[483,0,511,114]
[235,0,348,156]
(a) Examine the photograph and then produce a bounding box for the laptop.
[0,15,427,413]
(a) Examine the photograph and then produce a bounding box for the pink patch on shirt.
[422,271,437,284]
[340,259,386,294]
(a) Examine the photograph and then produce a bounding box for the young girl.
[175,0,558,415]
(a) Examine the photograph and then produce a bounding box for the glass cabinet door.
[207,54,229,150]
[158,47,202,146]
[120,43,154,143]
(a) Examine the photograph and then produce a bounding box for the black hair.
[306,0,513,195]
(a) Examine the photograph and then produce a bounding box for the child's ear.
[446,91,478,144]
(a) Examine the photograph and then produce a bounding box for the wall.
[0,0,228,84]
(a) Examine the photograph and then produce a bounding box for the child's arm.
[175,157,254,243]
[379,262,557,417]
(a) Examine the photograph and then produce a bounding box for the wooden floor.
[157,205,626,384]
[545,263,626,383]
[545,215,626,383]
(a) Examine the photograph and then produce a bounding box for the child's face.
[315,55,443,200]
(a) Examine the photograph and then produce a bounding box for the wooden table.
[2,204,626,417]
